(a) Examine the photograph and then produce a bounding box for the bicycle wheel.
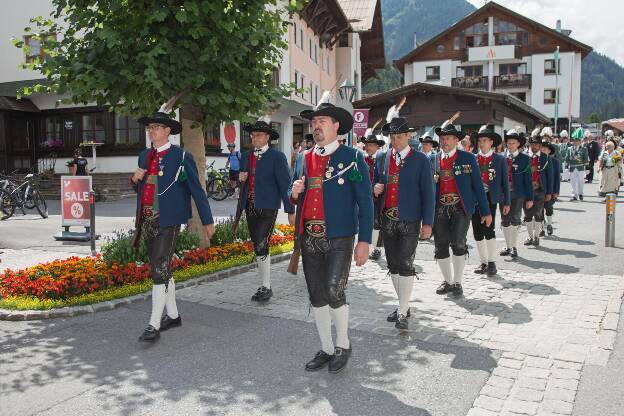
[208,178,230,201]
[0,189,16,220]
[23,185,36,209]
[33,190,48,218]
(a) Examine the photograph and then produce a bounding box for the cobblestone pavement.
[178,255,624,416]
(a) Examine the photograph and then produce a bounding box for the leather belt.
[439,193,460,206]
[308,177,323,189]
[383,207,399,220]
[532,182,542,191]
[304,220,326,237]
[387,174,399,185]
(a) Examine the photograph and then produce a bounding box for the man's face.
[440,134,459,153]
[305,140,314,150]
[364,143,379,156]
[228,146,236,153]
[147,123,170,143]
[390,132,410,151]
[250,131,270,149]
[311,116,339,146]
[506,138,520,152]
[541,145,551,155]
[530,143,541,153]
[606,142,615,153]
[478,136,493,153]
[421,143,433,153]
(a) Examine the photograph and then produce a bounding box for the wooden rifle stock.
[231,176,248,237]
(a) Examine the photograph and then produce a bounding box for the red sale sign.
[352,109,369,139]
[61,176,92,226]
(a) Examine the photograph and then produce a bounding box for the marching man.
[566,127,589,201]
[419,128,439,174]
[238,117,295,302]
[500,129,533,258]
[360,122,385,261]
[523,129,554,246]
[290,92,373,374]
[133,109,215,342]
[540,142,561,236]
[373,104,435,330]
[433,116,492,297]
[471,126,511,276]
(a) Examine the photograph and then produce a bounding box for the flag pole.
[554,46,560,134]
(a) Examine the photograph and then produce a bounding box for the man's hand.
[353,242,370,266]
[291,176,306,199]
[545,194,552,201]
[238,171,248,182]
[554,193,559,200]
[205,224,215,240]
[419,224,432,240]
[525,200,534,209]
[373,183,384,197]
[288,213,296,226]
[434,174,439,183]
[502,205,510,215]
[132,168,146,184]
[481,215,493,227]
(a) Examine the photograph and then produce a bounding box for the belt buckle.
[304,220,326,237]
[142,206,155,218]
[384,207,399,220]
[439,194,459,206]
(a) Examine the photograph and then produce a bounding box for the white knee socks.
[509,225,520,248]
[534,221,543,236]
[526,221,535,239]
[312,306,334,355]
[257,255,271,288]
[452,255,466,284]
[149,284,167,329]
[330,305,350,349]
[438,257,453,284]
[165,279,179,319]
[486,239,497,263]
[502,226,512,248]
[545,215,553,226]
[475,239,488,264]
[398,276,414,315]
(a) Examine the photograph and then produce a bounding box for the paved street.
[1,181,624,415]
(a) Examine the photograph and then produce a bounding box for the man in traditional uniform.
[433,121,492,297]
[290,93,373,374]
[132,110,215,342]
[559,130,571,182]
[540,142,561,236]
[471,126,510,276]
[238,118,295,302]
[585,130,600,183]
[500,129,533,258]
[419,128,439,174]
[361,129,386,261]
[372,110,435,330]
[566,127,589,201]
[523,132,554,246]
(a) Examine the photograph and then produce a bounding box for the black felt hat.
[435,124,463,139]
[243,120,279,141]
[381,117,416,135]
[476,126,502,147]
[504,129,527,147]
[300,103,353,135]
[541,142,557,154]
[419,130,439,148]
[361,134,385,147]
[138,111,182,135]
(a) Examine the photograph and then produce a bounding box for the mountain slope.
[367,0,624,120]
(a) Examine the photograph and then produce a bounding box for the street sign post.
[605,193,616,247]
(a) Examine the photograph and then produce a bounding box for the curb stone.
[0,252,292,321]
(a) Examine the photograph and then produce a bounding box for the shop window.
[114,114,142,147]
[426,66,440,81]
[81,113,106,143]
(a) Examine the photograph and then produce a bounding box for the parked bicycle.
[207,168,240,201]
[0,172,48,220]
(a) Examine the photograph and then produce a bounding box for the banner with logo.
[352,109,370,139]
[61,176,92,226]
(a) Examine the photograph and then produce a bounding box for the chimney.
[413,32,418,49]
[556,19,562,32]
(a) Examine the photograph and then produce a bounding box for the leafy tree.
[15,0,301,246]
[587,112,600,123]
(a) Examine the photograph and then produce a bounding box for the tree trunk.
[180,109,210,247]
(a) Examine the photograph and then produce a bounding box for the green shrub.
[210,216,251,246]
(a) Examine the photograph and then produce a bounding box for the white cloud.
[466,0,624,66]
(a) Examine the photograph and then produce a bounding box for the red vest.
[384,149,405,209]
[439,151,459,196]
[365,155,375,183]
[530,154,540,185]
[141,148,170,207]
[506,155,514,190]
[302,151,330,222]
[248,153,257,200]
[478,153,493,191]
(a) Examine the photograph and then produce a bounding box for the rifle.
[287,155,306,275]
[132,146,154,248]
[231,172,248,237]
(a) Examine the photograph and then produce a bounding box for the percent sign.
[71,202,84,218]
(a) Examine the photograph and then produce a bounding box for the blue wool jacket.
[435,149,491,217]
[289,145,374,243]
[480,152,511,207]
[508,152,534,201]
[240,148,294,213]
[134,145,213,227]
[550,156,561,194]
[377,149,436,225]
[527,152,555,195]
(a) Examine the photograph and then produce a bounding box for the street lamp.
[338,79,356,102]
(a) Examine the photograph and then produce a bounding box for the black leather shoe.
[510,248,518,258]
[500,247,511,256]
[305,350,333,371]
[533,237,540,246]
[451,283,463,298]
[539,229,545,237]
[579,195,584,201]
[138,325,160,342]
[570,197,578,201]
[395,313,408,330]
[436,281,453,295]
[251,286,273,302]
[487,262,497,276]
[387,308,410,322]
[369,249,381,260]
[328,347,352,374]
[547,225,553,235]
[473,263,488,274]
[524,238,533,246]
[160,315,182,331]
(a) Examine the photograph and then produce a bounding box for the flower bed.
[0,226,294,311]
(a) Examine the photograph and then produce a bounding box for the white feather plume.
[506,128,518,136]
[584,129,592,138]
[531,127,541,137]
[158,102,169,113]
[605,130,614,137]
[386,105,400,123]
[559,129,569,137]
[315,90,331,110]
[257,114,271,124]
[478,125,488,133]
[364,128,373,138]
[540,126,553,137]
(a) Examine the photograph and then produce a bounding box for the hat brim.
[137,116,182,135]
[542,143,556,154]
[381,123,416,135]
[243,124,280,140]
[477,132,502,147]
[361,138,385,147]
[300,107,353,135]
[504,134,527,147]
[435,127,463,139]
[419,137,439,148]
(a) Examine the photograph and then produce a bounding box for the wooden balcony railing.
[451,76,488,89]
[494,74,531,89]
